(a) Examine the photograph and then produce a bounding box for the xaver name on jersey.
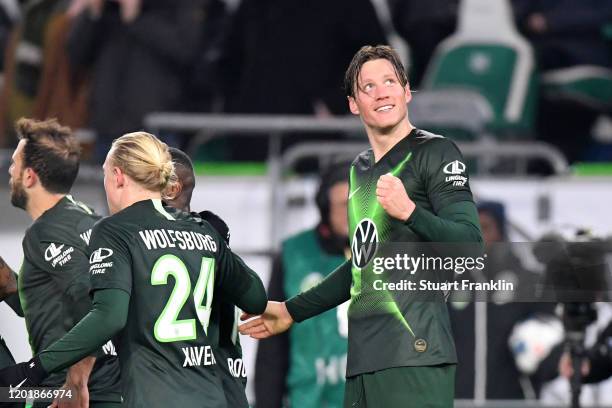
[139,229,217,252]
[45,243,74,268]
[443,160,468,187]
[182,345,216,367]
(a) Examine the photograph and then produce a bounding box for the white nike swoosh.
[10,378,27,390]
[349,186,361,200]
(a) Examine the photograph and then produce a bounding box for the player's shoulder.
[413,129,456,151]
[412,129,463,165]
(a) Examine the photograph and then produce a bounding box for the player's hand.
[376,173,415,221]
[558,351,590,378]
[238,301,294,339]
[48,357,93,408]
[0,356,47,388]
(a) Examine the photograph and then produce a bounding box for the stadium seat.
[421,0,538,139]
[541,66,612,112]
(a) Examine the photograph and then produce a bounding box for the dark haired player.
[240,45,483,407]
[3,118,121,407]
[164,147,247,407]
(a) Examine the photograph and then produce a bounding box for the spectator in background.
[212,0,387,162]
[389,0,458,87]
[67,0,204,160]
[511,0,612,163]
[449,201,560,399]
[0,0,19,74]
[512,0,612,70]
[255,160,351,408]
[218,0,387,116]
[0,0,90,148]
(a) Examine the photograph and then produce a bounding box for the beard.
[10,179,28,210]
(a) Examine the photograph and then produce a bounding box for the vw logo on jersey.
[443,160,466,175]
[351,218,378,269]
[44,243,65,261]
[90,248,114,264]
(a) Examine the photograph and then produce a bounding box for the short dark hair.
[168,147,194,175]
[16,118,80,194]
[344,45,408,98]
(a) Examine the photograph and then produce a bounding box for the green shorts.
[344,364,455,408]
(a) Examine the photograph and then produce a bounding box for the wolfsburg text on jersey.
[139,229,218,252]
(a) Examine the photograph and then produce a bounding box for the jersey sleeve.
[213,233,267,315]
[88,220,133,296]
[23,228,92,320]
[420,138,474,213]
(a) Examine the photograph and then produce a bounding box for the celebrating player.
[0,131,267,407]
[2,118,121,408]
[239,45,483,407]
[164,147,249,407]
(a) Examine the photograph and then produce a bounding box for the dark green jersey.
[88,199,262,408]
[174,208,249,408]
[346,129,474,376]
[18,196,121,401]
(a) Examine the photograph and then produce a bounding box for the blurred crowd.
[0,0,609,164]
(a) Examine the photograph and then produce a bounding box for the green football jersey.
[88,199,259,407]
[283,229,347,408]
[346,129,474,376]
[18,196,121,401]
[170,208,249,408]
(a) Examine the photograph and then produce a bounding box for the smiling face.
[348,58,411,134]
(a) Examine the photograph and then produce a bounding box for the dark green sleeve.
[215,238,267,315]
[4,292,23,317]
[38,289,129,373]
[285,260,352,322]
[406,201,483,243]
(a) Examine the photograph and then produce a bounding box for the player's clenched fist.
[376,173,415,221]
[239,301,294,339]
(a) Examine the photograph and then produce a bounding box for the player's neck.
[119,188,162,212]
[26,192,65,221]
[368,119,413,163]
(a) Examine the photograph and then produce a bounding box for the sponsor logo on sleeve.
[45,243,74,268]
[89,248,114,275]
[443,160,468,186]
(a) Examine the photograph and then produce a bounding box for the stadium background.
[0,0,611,406]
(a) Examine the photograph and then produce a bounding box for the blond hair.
[109,132,177,193]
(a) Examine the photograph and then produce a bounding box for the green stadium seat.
[541,66,612,112]
[421,0,538,138]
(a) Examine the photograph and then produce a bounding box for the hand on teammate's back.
[239,301,294,339]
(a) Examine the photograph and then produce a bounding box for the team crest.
[351,218,378,269]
